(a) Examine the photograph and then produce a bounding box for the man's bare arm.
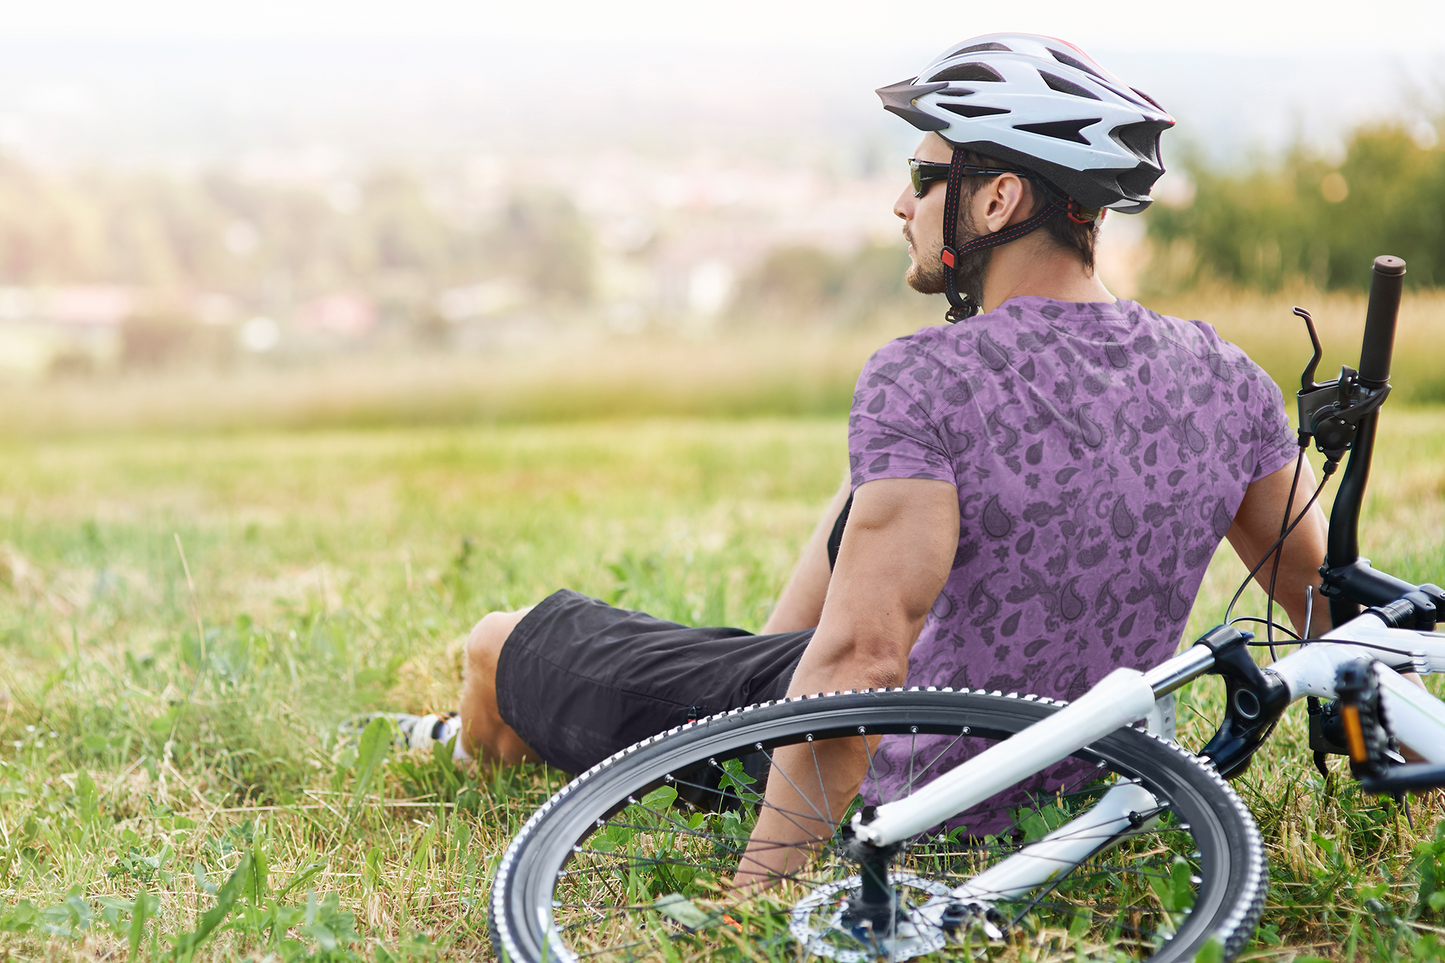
[1233,459,1439,759]
[736,477,957,886]
[1225,458,1330,636]
[761,475,853,634]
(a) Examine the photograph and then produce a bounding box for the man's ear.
[980,173,1028,232]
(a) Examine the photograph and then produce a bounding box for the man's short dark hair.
[956,150,1101,272]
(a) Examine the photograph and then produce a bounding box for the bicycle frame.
[845,612,1445,916]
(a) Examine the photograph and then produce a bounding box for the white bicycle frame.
[847,611,1445,909]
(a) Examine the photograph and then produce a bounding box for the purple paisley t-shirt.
[849,297,1296,822]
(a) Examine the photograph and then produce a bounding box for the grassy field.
[0,409,1442,961]
[0,287,1444,960]
[1,286,1442,439]
[0,418,848,962]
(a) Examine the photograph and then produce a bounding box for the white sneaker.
[340,712,457,751]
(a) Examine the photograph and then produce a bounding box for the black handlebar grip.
[1358,255,1405,389]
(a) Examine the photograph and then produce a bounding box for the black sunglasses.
[909,158,1030,198]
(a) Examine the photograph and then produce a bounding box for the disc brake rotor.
[788,872,954,963]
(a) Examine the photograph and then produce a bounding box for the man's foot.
[340,712,461,752]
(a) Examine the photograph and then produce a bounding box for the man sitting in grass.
[381,34,1328,878]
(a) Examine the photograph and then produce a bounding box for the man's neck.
[979,233,1113,315]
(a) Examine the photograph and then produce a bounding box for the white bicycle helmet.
[877,33,1174,215]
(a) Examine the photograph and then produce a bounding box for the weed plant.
[0,408,1442,960]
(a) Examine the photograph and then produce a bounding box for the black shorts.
[495,589,813,774]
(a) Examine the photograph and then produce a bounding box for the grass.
[0,328,912,438]
[1,285,1443,438]
[0,296,1442,958]
[0,418,846,961]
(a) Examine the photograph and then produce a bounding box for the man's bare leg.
[459,607,541,765]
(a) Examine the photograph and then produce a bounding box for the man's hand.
[733,477,957,887]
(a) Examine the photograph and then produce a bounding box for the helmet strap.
[937,149,1066,324]
[939,149,975,323]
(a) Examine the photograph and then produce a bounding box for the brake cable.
[1222,451,1337,636]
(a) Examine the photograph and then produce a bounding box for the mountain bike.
[489,256,1445,963]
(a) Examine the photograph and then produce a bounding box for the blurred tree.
[838,244,911,321]
[0,157,560,305]
[746,246,842,315]
[121,311,236,370]
[1145,121,1445,292]
[121,312,199,369]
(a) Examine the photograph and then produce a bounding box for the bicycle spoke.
[806,734,833,827]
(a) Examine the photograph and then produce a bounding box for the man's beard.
[906,219,992,307]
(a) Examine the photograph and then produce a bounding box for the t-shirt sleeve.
[848,339,958,488]
[1195,320,1297,484]
[1182,317,1297,485]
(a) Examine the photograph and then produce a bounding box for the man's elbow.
[852,656,909,691]
[810,634,911,692]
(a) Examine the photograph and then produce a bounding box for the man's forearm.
[733,636,909,887]
[1227,461,1331,638]
[734,724,877,886]
[736,478,957,887]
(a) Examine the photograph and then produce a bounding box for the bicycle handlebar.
[1324,255,1407,627]
[1358,255,1405,389]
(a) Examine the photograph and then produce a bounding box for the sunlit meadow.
[0,288,1442,961]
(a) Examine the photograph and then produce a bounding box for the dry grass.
[1,285,1438,439]
[1150,285,1445,406]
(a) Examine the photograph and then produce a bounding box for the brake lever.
[1294,307,1392,462]
[1297,306,1323,390]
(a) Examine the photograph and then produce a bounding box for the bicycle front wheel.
[490,687,1266,963]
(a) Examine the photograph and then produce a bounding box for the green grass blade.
[351,716,392,813]
[169,852,251,961]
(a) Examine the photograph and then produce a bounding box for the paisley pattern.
[848,297,1296,822]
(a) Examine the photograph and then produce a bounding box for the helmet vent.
[1014,119,1099,145]
[1038,71,1101,101]
[1047,48,1106,81]
[929,63,1004,84]
[938,102,1011,119]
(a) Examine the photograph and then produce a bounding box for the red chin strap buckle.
[940,246,957,269]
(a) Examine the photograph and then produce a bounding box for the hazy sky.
[9,0,1445,53]
[2,0,1442,169]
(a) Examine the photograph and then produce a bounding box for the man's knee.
[464,606,535,680]
[460,607,540,766]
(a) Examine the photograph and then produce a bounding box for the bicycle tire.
[490,687,1266,963]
